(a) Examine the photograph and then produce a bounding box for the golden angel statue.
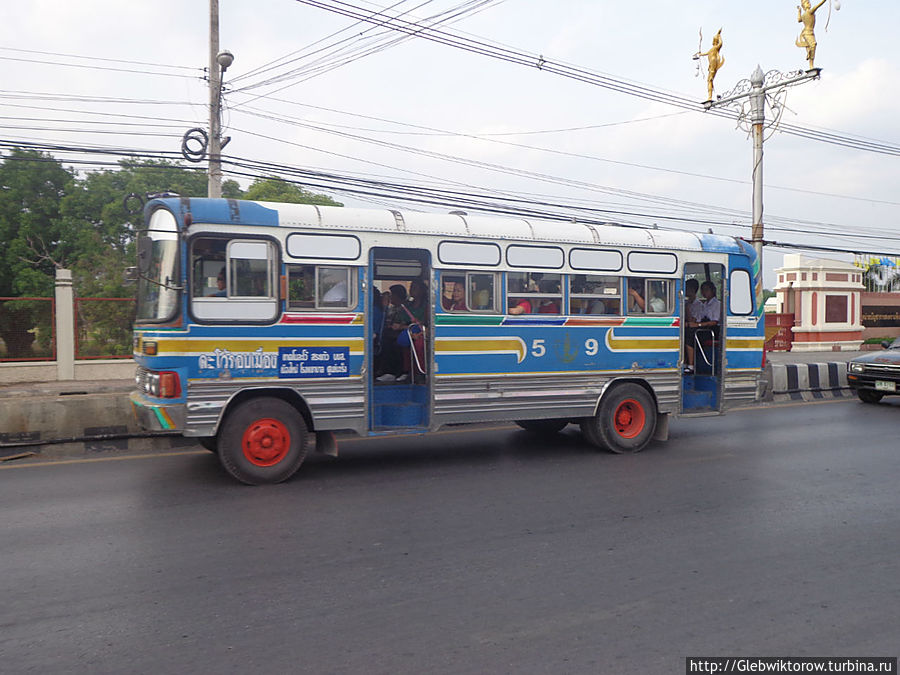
[694,29,725,102]
[796,0,827,70]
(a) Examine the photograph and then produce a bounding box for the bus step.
[682,388,715,410]
[374,402,427,428]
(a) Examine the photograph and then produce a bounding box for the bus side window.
[287,264,356,311]
[646,279,671,314]
[468,272,496,312]
[191,237,227,297]
[288,265,316,309]
[570,275,621,315]
[627,278,671,314]
[227,241,274,298]
[729,268,754,315]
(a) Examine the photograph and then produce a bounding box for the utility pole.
[706,66,821,271]
[208,0,232,198]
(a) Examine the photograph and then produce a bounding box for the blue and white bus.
[131,197,765,484]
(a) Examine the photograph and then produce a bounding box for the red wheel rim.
[613,399,645,439]
[242,418,291,467]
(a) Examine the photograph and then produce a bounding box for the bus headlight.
[144,371,181,398]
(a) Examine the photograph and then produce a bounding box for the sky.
[2,0,899,287]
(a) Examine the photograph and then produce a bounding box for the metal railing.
[0,297,56,362]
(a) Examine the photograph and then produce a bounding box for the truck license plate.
[875,380,896,392]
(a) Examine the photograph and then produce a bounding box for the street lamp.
[208,48,233,198]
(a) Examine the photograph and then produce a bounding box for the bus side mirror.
[137,237,152,274]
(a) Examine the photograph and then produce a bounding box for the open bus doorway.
[682,262,725,414]
[368,247,432,432]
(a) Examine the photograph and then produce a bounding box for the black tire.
[514,419,569,435]
[217,397,308,485]
[198,436,218,453]
[581,383,657,454]
[579,417,606,449]
[857,389,884,404]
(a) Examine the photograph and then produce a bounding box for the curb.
[769,362,852,403]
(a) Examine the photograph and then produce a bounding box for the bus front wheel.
[218,397,309,485]
[198,436,218,453]
[581,384,656,454]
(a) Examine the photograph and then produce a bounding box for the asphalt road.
[2,398,899,674]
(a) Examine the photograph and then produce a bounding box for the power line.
[293,0,900,158]
[0,55,203,80]
[4,138,899,257]
[0,46,204,72]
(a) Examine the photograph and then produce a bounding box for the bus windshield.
[136,208,180,322]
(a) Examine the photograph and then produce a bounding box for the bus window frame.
[188,233,281,325]
[569,275,622,315]
[627,277,674,315]
[506,271,563,315]
[439,270,499,313]
[286,263,358,312]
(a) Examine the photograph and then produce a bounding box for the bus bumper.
[130,391,186,432]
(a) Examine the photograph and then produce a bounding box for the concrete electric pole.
[208,0,233,198]
[706,66,821,271]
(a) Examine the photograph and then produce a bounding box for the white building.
[773,255,864,352]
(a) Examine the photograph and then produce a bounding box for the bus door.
[368,247,432,432]
[681,262,725,414]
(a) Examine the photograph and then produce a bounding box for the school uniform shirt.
[686,297,704,322]
[698,296,722,323]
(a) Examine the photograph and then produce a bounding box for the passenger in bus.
[376,285,408,382]
[698,281,721,325]
[588,298,610,314]
[207,267,227,297]
[627,278,646,312]
[451,282,467,310]
[442,279,466,311]
[322,270,348,304]
[647,290,667,313]
[507,297,532,315]
[685,278,702,323]
[372,285,386,362]
[537,279,560,314]
[684,281,721,374]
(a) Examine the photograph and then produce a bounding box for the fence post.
[55,268,75,380]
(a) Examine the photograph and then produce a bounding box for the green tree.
[0,149,75,357]
[60,160,210,297]
[243,177,343,206]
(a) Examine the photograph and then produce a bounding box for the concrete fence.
[768,362,852,402]
[0,269,135,384]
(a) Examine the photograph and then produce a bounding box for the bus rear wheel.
[218,397,308,485]
[514,419,569,435]
[581,383,656,454]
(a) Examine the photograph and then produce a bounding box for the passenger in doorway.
[684,281,721,374]
[407,278,429,325]
[371,285,386,366]
[376,285,409,383]
[698,281,721,327]
[684,278,703,323]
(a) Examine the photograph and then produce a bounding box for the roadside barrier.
[769,362,851,402]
